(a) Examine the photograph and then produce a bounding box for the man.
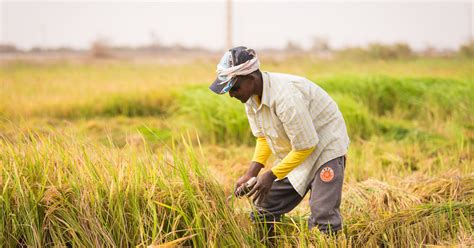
[209,46,350,236]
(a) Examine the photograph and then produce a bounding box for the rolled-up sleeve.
[275,91,319,150]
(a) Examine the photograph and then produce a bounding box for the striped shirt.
[245,72,350,196]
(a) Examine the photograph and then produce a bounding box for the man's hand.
[247,170,277,205]
[234,162,264,196]
[234,174,253,194]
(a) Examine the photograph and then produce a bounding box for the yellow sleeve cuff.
[252,137,271,166]
[271,146,316,179]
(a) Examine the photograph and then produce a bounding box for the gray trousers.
[250,156,346,233]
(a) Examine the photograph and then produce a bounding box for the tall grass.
[317,75,473,125]
[1,58,473,247]
[343,174,473,247]
[0,130,472,247]
[0,130,255,246]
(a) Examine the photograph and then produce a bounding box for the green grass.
[174,87,254,145]
[171,75,473,147]
[0,57,473,246]
[40,91,174,119]
[317,75,473,125]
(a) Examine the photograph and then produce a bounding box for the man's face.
[228,76,254,103]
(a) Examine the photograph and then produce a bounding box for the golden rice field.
[0,56,473,247]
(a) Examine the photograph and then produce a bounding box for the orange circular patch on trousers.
[320,167,335,182]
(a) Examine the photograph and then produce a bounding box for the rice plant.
[0,57,472,247]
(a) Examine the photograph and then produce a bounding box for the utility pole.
[226,0,233,49]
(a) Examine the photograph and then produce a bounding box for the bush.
[458,40,474,57]
[0,43,19,53]
[367,42,414,60]
[336,42,414,60]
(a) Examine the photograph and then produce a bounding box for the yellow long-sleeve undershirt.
[252,136,272,166]
[252,137,316,179]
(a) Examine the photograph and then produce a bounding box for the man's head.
[227,71,262,103]
[209,46,262,103]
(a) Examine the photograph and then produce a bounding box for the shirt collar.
[260,71,271,108]
[250,71,271,111]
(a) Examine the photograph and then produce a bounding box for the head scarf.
[215,50,260,93]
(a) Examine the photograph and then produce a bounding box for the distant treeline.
[0,39,473,59]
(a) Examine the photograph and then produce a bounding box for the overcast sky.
[1,1,472,51]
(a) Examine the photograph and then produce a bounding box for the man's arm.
[234,137,271,194]
[271,146,316,179]
[247,143,316,205]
